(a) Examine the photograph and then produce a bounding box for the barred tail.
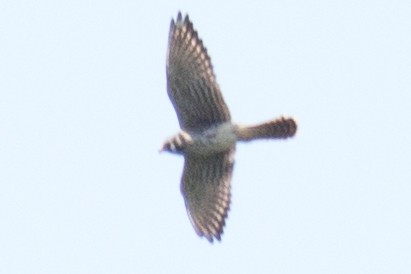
[236,117,297,141]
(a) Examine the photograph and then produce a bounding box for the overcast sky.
[1,1,410,273]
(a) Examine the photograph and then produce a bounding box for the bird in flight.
[161,12,297,242]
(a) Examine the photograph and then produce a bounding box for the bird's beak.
[158,144,166,153]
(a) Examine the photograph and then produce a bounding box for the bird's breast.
[187,123,237,155]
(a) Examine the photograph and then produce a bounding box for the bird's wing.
[180,148,235,242]
[166,12,231,131]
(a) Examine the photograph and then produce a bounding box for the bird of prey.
[161,12,297,242]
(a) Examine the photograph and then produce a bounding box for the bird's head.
[159,131,191,155]
[159,140,179,154]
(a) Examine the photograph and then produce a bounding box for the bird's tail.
[236,117,297,141]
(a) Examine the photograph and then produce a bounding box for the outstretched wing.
[180,148,235,242]
[166,12,231,131]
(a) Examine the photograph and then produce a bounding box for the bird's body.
[162,12,297,242]
[163,118,297,155]
[162,122,237,155]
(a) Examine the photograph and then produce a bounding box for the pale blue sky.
[1,1,410,273]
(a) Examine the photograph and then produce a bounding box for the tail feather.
[236,117,297,141]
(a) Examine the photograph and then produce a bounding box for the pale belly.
[186,123,237,155]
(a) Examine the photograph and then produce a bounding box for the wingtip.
[170,11,185,29]
[175,11,186,25]
[204,233,222,244]
[173,11,191,26]
[202,222,226,243]
[193,221,225,243]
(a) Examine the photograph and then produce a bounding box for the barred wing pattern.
[166,12,231,131]
[181,149,235,242]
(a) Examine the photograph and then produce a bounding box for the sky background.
[1,1,411,273]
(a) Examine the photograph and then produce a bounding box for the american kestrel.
[161,12,297,242]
